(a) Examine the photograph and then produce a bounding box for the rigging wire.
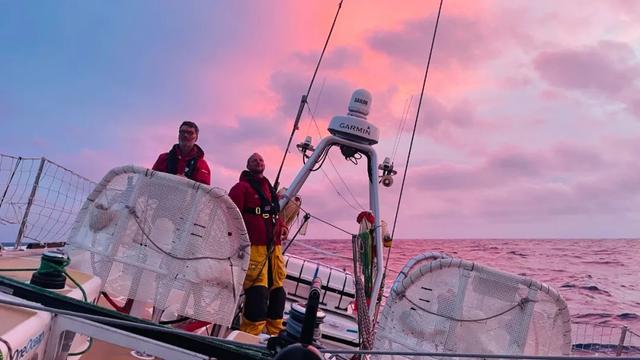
[240,207,349,293]
[320,168,362,212]
[377,0,445,325]
[305,102,366,211]
[312,78,327,120]
[391,96,414,162]
[390,0,444,250]
[242,214,312,291]
[286,240,354,260]
[301,207,355,236]
[282,213,311,254]
[274,0,344,191]
[304,77,326,136]
[317,348,635,360]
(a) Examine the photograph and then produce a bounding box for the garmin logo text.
[354,97,368,105]
[339,122,371,136]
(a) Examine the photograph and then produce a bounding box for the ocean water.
[286,238,640,329]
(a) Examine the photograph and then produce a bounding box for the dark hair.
[180,121,199,135]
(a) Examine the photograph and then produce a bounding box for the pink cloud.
[388,159,640,238]
[476,163,640,223]
[550,143,606,172]
[417,96,478,135]
[269,70,355,121]
[609,0,640,15]
[292,46,363,71]
[10,1,640,240]
[409,143,609,193]
[367,14,496,68]
[533,41,640,120]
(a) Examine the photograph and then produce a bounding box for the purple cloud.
[477,163,640,223]
[487,151,542,177]
[534,41,640,95]
[366,14,502,68]
[550,143,605,172]
[410,164,493,191]
[421,96,477,129]
[269,70,358,122]
[409,143,610,192]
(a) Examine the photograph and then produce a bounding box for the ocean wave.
[580,260,622,266]
[560,283,612,296]
[618,313,639,320]
[573,312,638,319]
[549,268,567,273]
[573,313,616,322]
[507,250,527,257]
[303,238,640,328]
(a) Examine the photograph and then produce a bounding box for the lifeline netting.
[66,166,250,326]
[0,154,96,246]
[374,255,572,359]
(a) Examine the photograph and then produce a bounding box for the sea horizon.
[286,238,640,331]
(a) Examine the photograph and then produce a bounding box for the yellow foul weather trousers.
[240,244,286,335]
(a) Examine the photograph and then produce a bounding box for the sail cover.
[66,166,250,326]
[374,255,572,359]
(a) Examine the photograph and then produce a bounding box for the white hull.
[283,253,359,348]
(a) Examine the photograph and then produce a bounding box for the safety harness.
[243,173,280,287]
[243,175,280,222]
[166,145,200,180]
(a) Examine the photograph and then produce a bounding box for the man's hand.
[280,226,289,241]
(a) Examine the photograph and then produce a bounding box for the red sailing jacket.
[152,144,211,185]
[229,171,285,246]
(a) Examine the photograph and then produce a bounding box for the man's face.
[178,125,198,149]
[247,153,265,175]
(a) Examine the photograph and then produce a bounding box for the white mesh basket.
[66,166,250,326]
[375,255,572,359]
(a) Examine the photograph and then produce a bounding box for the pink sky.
[3,1,640,239]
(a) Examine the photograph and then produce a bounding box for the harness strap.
[166,146,199,180]
[244,174,280,246]
[243,207,273,218]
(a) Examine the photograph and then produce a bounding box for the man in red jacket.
[229,153,288,335]
[104,122,210,324]
[152,121,211,185]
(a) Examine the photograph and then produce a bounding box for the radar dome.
[348,89,372,119]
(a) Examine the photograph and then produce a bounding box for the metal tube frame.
[15,157,46,247]
[44,314,209,360]
[280,135,383,320]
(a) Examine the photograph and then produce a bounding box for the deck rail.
[572,322,640,356]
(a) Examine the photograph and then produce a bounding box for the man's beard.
[179,140,194,149]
